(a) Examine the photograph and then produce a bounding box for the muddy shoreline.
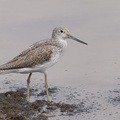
[0,88,87,120]
[0,79,120,120]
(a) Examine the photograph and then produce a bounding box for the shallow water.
[0,0,120,120]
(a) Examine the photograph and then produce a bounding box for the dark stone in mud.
[37,87,58,96]
[114,96,120,102]
[0,88,85,120]
[109,90,120,106]
[111,96,120,104]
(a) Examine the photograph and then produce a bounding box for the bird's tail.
[0,70,11,74]
[0,63,12,74]
[0,69,19,74]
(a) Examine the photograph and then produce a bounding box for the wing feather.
[0,39,57,70]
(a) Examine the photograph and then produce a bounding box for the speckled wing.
[0,39,58,70]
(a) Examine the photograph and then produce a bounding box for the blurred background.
[0,0,120,87]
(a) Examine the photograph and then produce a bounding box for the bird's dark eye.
[60,30,63,33]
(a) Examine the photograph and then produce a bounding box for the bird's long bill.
[69,35,88,45]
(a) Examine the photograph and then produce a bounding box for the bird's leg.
[44,73,50,101]
[26,73,32,102]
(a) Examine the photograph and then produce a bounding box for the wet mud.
[0,79,120,120]
[0,88,86,120]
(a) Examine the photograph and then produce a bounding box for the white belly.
[17,53,63,74]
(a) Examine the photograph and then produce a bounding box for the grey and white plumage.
[0,26,87,102]
[0,39,65,73]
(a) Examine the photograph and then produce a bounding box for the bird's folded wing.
[0,42,54,70]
